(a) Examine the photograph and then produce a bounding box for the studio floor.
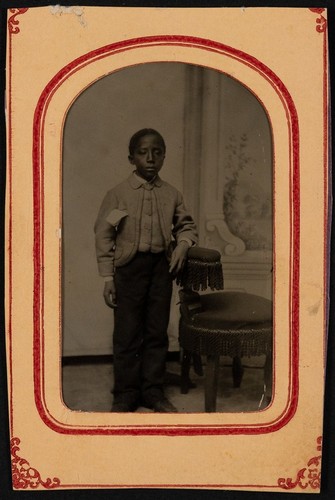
[62,355,270,413]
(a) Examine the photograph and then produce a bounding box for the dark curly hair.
[128,129,166,156]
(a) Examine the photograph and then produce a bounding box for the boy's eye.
[150,149,163,156]
[136,149,163,155]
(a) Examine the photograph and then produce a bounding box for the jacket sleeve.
[172,191,198,245]
[94,190,118,277]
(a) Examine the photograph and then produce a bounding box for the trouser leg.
[141,253,172,402]
[113,255,149,404]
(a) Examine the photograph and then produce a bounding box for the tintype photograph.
[61,62,273,414]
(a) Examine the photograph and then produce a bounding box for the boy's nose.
[146,150,154,162]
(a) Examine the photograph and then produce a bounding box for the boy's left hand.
[169,240,189,275]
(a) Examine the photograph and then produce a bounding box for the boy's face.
[129,134,165,181]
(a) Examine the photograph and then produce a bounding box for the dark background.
[0,0,334,499]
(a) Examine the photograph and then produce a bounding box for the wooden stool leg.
[192,353,203,376]
[264,349,273,401]
[258,349,273,409]
[181,350,192,394]
[205,355,220,412]
[232,356,244,388]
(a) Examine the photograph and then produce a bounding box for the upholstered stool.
[177,247,273,412]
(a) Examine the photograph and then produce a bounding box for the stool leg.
[264,349,273,402]
[205,355,220,412]
[193,353,203,376]
[232,356,244,388]
[181,350,192,394]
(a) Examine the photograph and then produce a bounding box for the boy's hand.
[169,240,189,275]
[103,280,117,308]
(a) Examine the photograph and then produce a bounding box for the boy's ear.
[128,155,134,165]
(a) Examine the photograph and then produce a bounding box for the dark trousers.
[113,252,173,404]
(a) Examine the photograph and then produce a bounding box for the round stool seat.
[187,246,222,262]
[179,291,272,357]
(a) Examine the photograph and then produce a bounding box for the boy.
[95,128,198,412]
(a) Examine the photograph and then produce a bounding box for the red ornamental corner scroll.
[11,437,61,489]
[8,8,29,34]
[309,8,327,33]
[278,436,322,490]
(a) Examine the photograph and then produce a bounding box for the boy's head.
[128,129,166,182]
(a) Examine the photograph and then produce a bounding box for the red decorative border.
[11,437,61,489]
[309,8,327,33]
[7,8,30,436]
[32,35,300,436]
[278,436,322,490]
[309,8,330,366]
[8,8,29,34]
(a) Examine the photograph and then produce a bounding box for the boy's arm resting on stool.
[169,240,190,275]
[169,192,198,275]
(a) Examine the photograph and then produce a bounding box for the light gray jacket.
[94,174,198,275]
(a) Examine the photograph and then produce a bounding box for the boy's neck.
[134,171,158,184]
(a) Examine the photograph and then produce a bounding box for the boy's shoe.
[111,402,132,412]
[144,397,178,413]
[111,399,138,412]
[153,398,178,413]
